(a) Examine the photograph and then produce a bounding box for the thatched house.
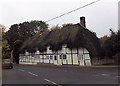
[19,17,102,66]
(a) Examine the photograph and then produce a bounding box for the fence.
[92,58,115,65]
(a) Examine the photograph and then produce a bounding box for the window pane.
[60,55,62,59]
[54,55,57,60]
[50,55,53,59]
[63,55,66,59]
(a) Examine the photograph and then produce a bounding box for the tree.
[1,25,11,59]
[6,20,49,48]
[2,40,11,59]
[50,24,61,31]
[5,20,49,63]
[29,20,49,33]
[100,35,108,42]
[13,40,23,64]
[103,29,120,64]
[99,35,108,58]
[62,23,73,27]
[5,24,20,48]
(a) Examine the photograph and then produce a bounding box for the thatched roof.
[20,23,102,57]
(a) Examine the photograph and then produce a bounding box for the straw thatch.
[20,23,102,57]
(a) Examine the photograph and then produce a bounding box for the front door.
[78,54,85,66]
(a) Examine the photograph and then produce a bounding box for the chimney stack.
[80,16,86,28]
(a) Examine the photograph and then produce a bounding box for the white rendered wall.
[72,49,78,65]
[19,46,91,66]
[66,48,72,64]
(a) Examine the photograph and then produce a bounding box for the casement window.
[50,55,53,59]
[80,55,84,60]
[60,55,62,59]
[46,56,49,59]
[63,55,67,59]
[60,54,67,59]
[54,55,57,60]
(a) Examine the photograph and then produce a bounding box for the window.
[50,55,53,59]
[80,55,83,60]
[54,55,57,60]
[63,55,66,59]
[78,54,83,60]
[60,55,62,59]
[46,56,49,59]
[60,54,66,59]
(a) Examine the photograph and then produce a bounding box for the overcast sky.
[0,0,119,37]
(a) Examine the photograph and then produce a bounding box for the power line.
[45,0,101,22]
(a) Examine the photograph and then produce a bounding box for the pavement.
[20,63,120,68]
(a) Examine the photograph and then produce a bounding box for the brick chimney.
[80,16,86,28]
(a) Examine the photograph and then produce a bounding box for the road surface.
[2,64,119,85]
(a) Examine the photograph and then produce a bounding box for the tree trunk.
[11,50,13,63]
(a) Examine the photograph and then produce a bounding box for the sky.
[0,0,119,37]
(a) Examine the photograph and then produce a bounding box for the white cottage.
[20,45,91,66]
[45,45,91,66]
[19,16,101,66]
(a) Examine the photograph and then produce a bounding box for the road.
[2,64,119,85]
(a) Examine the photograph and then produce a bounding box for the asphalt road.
[2,64,119,85]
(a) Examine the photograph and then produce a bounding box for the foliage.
[36,28,50,36]
[62,23,73,27]
[13,40,23,64]
[5,21,49,49]
[50,24,61,31]
[2,40,11,59]
[1,25,11,59]
[103,29,120,60]
[28,20,49,34]
[4,20,48,63]
[100,35,108,42]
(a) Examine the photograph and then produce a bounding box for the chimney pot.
[80,16,86,28]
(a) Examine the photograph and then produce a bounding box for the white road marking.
[101,74,109,76]
[28,72,38,77]
[93,75,100,77]
[18,69,25,72]
[116,76,120,78]
[44,79,60,86]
